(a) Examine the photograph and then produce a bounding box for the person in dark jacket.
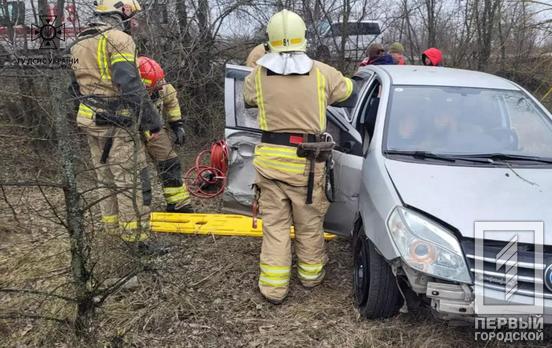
[422,48,443,66]
[359,43,394,66]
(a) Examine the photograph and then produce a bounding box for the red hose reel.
[185,140,229,198]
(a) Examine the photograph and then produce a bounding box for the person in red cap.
[421,48,443,66]
[137,56,192,213]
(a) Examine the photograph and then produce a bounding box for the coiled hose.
[184,140,229,198]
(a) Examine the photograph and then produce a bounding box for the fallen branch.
[190,266,224,288]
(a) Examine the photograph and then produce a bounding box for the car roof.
[361,65,519,90]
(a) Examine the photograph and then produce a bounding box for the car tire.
[353,222,403,319]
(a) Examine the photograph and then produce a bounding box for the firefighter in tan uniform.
[243,10,356,304]
[70,0,162,242]
[137,56,192,212]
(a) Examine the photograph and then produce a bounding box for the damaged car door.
[222,64,363,236]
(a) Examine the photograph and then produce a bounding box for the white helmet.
[266,10,307,53]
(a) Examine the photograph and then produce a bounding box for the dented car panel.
[223,129,259,212]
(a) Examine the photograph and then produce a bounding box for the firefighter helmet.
[137,56,165,90]
[94,0,142,19]
[266,10,307,53]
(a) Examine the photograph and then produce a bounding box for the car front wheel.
[353,222,403,319]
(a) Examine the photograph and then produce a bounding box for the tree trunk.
[52,83,93,338]
[1,0,15,43]
[54,0,65,49]
[425,0,437,48]
[37,0,48,17]
[190,0,213,136]
[339,0,351,71]
[176,0,190,45]
[476,0,501,70]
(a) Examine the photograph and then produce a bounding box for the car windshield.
[385,86,552,159]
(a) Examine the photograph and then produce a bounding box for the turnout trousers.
[85,125,150,242]
[256,172,330,302]
[144,127,191,209]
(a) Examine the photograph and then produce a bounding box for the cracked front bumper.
[425,281,552,323]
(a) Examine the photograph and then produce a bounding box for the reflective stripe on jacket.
[244,60,353,134]
[71,24,141,128]
[71,25,136,98]
[153,83,182,122]
[76,102,131,123]
[243,59,352,185]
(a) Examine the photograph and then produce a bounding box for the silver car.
[223,64,552,322]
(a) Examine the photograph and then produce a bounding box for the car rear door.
[222,64,363,236]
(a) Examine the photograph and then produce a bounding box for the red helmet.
[137,56,165,90]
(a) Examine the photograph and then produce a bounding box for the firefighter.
[137,56,192,213]
[70,0,161,242]
[246,43,266,68]
[243,10,356,304]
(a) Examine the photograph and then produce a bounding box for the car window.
[385,86,552,158]
[357,82,380,136]
[234,79,259,129]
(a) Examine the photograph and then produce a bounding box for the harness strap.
[261,131,318,147]
[306,157,316,205]
[252,184,260,228]
[100,128,117,164]
[100,137,113,164]
[325,158,335,202]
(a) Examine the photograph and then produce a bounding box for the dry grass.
[2,209,552,347]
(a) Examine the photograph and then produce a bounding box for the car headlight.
[387,207,471,283]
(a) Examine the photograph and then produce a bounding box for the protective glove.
[169,120,186,146]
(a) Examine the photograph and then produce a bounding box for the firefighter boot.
[157,158,193,213]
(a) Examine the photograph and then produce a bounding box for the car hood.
[384,159,552,244]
